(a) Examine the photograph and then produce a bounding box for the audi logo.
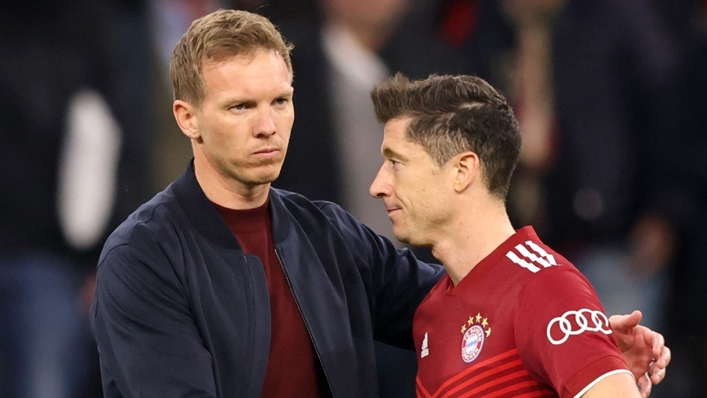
[546,309,612,345]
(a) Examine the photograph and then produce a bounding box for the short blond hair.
[169,9,294,106]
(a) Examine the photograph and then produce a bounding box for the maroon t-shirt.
[214,199,321,397]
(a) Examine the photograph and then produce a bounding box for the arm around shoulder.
[319,203,444,346]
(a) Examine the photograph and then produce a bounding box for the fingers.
[658,345,671,368]
[651,333,667,364]
[649,345,671,385]
[649,366,666,385]
[637,373,652,398]
[610,310,643,331]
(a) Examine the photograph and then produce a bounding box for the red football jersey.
[413,227,631,398]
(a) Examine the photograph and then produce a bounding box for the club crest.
[460,313,491,363]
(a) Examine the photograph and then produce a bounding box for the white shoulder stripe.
[515,244,552,268]
[506,251,541,273]
[525,240,557,265]
[506,241,559,273]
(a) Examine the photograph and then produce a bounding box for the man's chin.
[392,229,411,245]
[248,164,284,185]
[249,174,279,186]
[394,230,431,248]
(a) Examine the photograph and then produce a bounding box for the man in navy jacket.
[91,9,669,397]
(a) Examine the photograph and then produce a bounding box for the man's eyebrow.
[227,98,257,107]
[223,90,292,107]
[277,88,294,98]
[382,147,406,160]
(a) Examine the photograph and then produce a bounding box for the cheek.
[413,179,446,216]
[204,120,250,152]
[206,127,230,148]
[279,121,293,142]
[277,110,295,137]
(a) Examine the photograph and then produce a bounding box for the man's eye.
[230,104,245,111]
[274,98,288,105]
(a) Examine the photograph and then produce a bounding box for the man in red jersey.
[369,73,670,397]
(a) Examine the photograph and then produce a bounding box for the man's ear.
[173,99,200,140]
[452,151,480,193]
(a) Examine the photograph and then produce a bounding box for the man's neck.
[431,199,516,286]
[193,156,270,210]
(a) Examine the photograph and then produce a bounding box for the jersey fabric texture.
[91,161,445,398]
[413,226,631,398]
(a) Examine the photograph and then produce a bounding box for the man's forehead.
[385,116,412,131]
[384,117,417,142]
[381,122,428,158]
[202,49,291,77]
[201,51,293,93]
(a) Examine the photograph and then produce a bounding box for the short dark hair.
[370,73,521,199]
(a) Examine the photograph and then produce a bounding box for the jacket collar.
[170,160,291,249]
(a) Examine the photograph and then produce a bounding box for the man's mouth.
[253,147,280,159]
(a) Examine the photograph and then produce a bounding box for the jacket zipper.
[274,249,336,397]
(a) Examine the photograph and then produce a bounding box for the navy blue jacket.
[91,163,444,397]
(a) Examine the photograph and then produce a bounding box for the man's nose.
[369,164,390,199]
[255,108,277,137]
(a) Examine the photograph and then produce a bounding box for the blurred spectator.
[0,1,153,397]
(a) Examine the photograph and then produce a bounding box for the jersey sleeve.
[514,266,631,397]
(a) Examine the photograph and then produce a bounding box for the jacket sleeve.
[371,241,444,350]
[324,204,446,350]
[91,242,217,398]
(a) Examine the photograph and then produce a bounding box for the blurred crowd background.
[1,0,706,396]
